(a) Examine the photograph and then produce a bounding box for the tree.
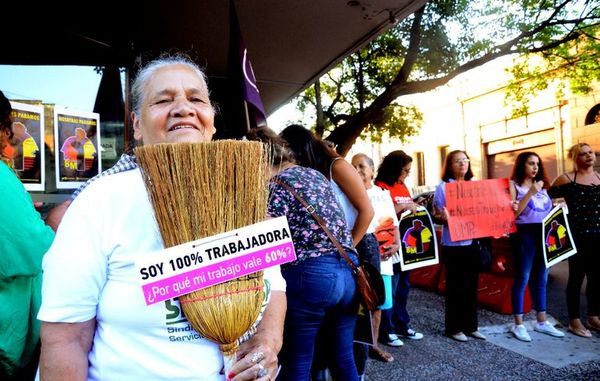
[295,0,600,155]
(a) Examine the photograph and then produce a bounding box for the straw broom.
[135,140,270,371]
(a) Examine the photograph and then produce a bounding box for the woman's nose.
[170,98,196,117]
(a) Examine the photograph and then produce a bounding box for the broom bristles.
[135,141,270,355]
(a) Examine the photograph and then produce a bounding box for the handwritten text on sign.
[135,216,296,305]
[446,178,516,241]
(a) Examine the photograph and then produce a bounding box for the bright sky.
[0,65,103,111]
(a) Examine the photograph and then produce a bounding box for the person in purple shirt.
[509,151,564,342]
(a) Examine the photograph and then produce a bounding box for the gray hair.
[352,153,374,169]
[130,54,210,115]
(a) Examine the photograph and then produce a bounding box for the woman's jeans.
[278,254,359,381]
[511,223,548,315]
[380,265,411,337]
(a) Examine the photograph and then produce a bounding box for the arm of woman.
[0,164,54,277]
[432,183,448,225]
[512,180,543,217]
[45,199,72,232]
[394,202,418,215]
[331,159,374,246]
[230,290,286,381]
[381,224,401,260]
[548,173,570,199]
[39,319,96,381]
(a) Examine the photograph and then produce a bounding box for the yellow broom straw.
[135,140,270,370]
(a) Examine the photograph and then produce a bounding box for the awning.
[2,0,427,114]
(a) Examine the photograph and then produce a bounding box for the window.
[415,152,425,186]
[439,145,449,168]
[585,104,600,125]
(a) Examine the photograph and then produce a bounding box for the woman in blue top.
[248,128,359,381]
[433,150,486,342]
[509,152,564,342]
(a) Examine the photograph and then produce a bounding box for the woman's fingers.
[230,345,277,381]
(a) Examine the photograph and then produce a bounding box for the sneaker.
[535,321,565,338]
[449,332,468,342]
[400,328,424,340]
[511,324,531,342]
[385,333,404,347]
[468,330,487,340]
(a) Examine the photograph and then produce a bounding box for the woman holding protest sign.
[373,150,424,347]
[509,152,564,342]
[248,127,360,381]
[38,55,286,381]
[549,143,600,338]
[432,150,486,342]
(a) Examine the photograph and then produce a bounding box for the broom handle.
[272,178,358,273]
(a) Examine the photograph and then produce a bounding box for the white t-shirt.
[366,186,399,276]
[38,169,286,381]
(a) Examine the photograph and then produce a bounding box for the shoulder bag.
[273,178,385,310]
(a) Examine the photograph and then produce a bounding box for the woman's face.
[133,64,216,145]
[398,162,411,183]
[450,152,469,178]
[575,145,596,169]
[351,155,373,188]
[524,155,540,179]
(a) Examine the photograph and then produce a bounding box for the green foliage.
[363,103,423,143]
[293,0,600,150]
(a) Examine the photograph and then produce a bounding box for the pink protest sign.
[445,178,516,241]
[135,216,296,305]
[142,241,295,305]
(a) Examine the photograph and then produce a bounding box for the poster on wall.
[2,102,45,191]
[398,206,439,271]
[446,178,516,241]
[542,205,577,268]
[54,107,101,189]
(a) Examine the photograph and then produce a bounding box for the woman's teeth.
[170,125,195,131]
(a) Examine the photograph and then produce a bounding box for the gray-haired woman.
[38,55,286,381]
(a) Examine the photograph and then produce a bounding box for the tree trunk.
[314,80,325,138]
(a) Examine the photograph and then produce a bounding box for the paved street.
[364,261,600,380]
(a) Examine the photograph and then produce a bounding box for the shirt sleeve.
[433,181,446,209]
[38,184,109,323]
[267,182,293,218]
[0,163,54,279]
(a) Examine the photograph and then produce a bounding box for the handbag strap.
[272,178,358,273]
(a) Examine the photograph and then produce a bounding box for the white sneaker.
[535,321,565,338]
[400,328,424,340]
[385,333,404,347]
[511,324,531,342]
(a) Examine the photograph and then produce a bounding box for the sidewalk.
[364,261,600,380]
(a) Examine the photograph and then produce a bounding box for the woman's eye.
[154,99,171,105]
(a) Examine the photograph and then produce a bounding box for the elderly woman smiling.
[38,56,286,381]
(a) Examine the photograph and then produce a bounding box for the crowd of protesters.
[1,55,599,381]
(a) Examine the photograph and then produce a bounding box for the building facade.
[349,55,600,195]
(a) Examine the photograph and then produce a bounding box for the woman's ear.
[132,112,142,142]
